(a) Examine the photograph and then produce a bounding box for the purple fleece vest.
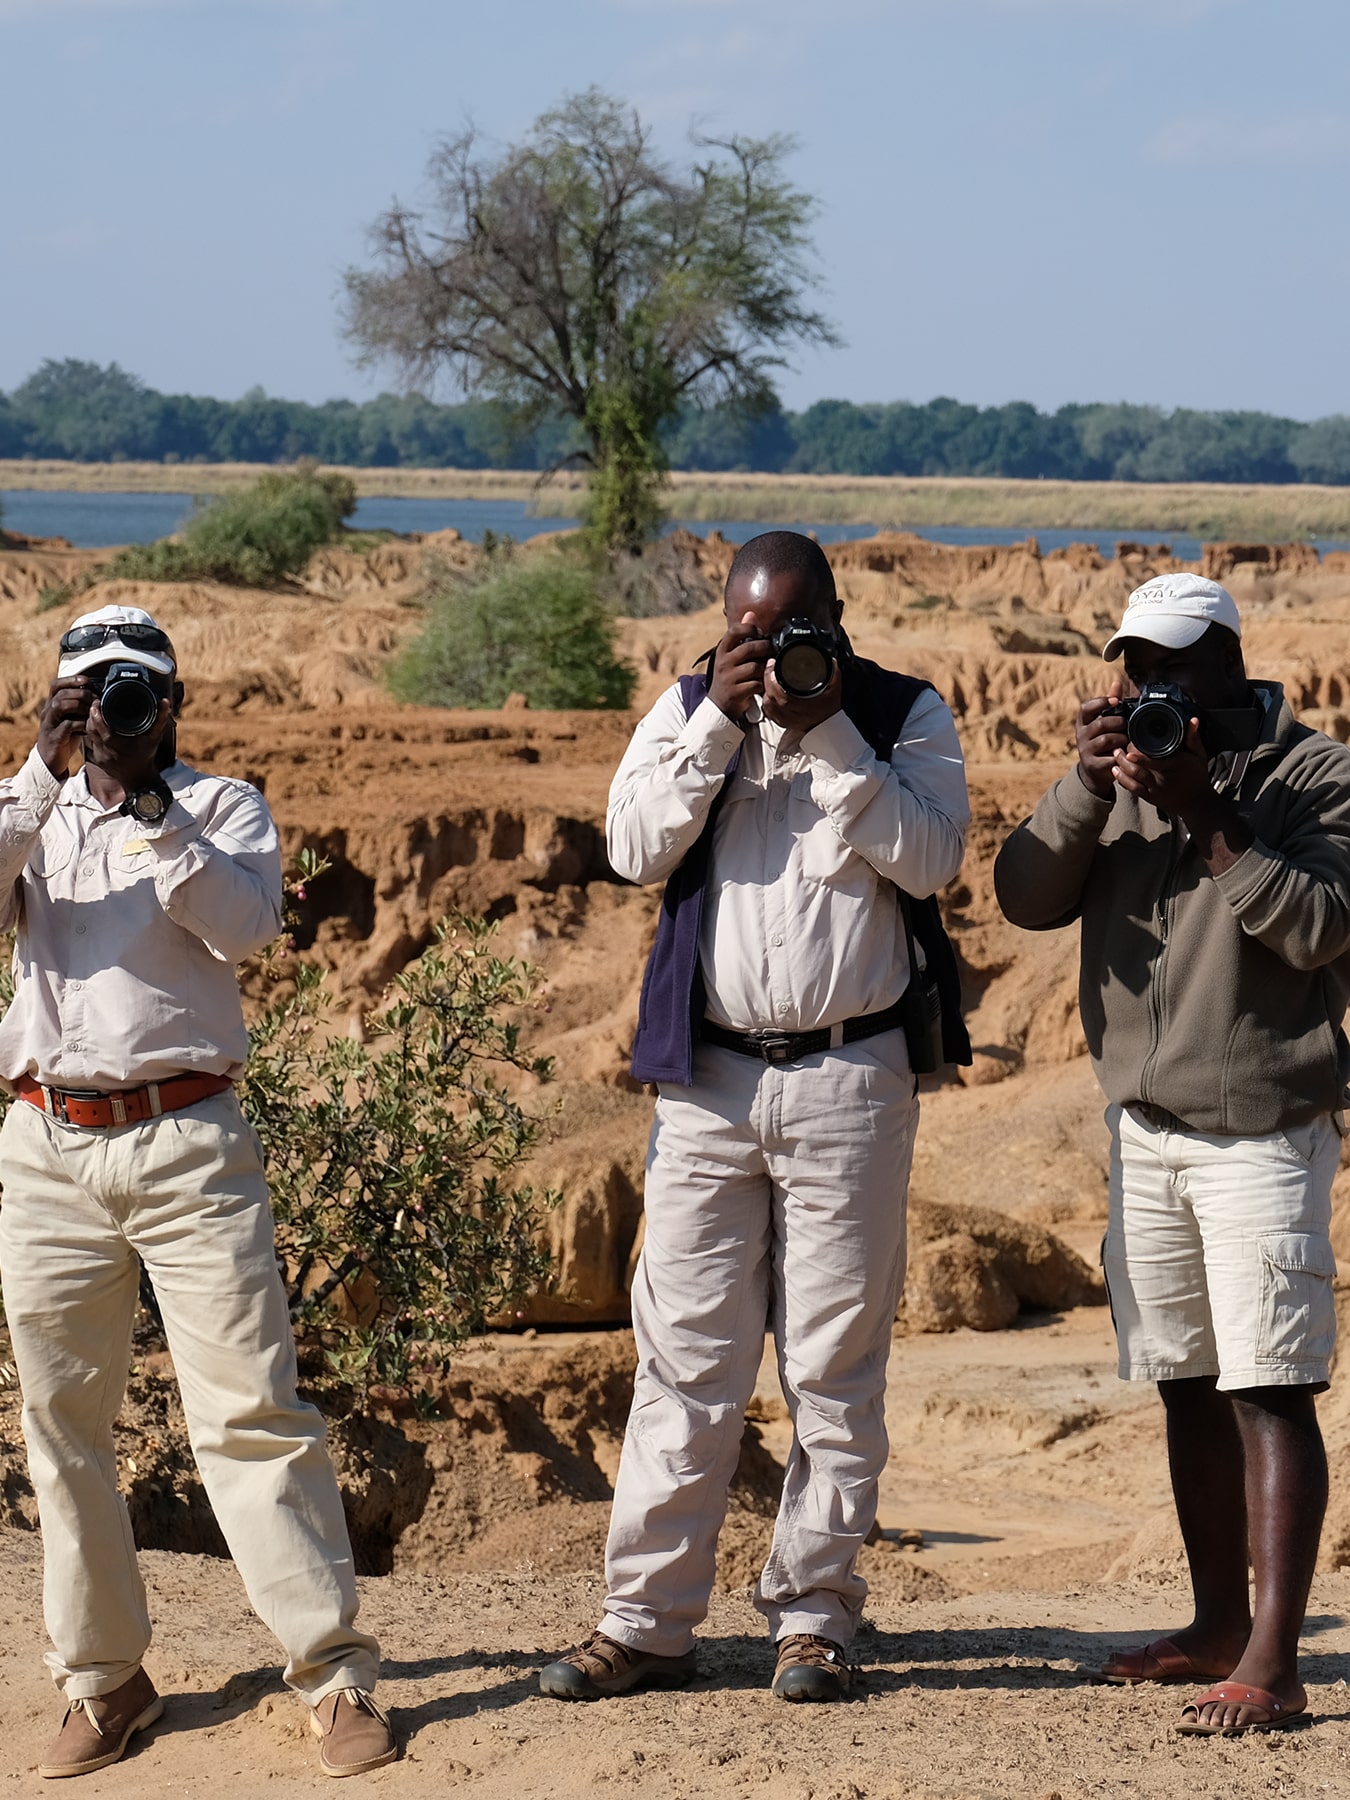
[628,661,967,1085]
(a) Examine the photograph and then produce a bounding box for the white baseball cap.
[1103,575,1242,662]
[57,604,177,679]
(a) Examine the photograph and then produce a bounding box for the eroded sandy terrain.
[2,527,1350,1796]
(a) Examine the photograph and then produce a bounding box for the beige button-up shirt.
[0,748,283,1090]
[607,685,970,1033]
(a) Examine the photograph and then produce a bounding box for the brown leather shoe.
[772,1634,853,1702]
[539,1630,698,1700]
[39,1668,163,1778]
[309,1688,397,1777]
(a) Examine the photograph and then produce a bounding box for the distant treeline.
[5,359,1350,486]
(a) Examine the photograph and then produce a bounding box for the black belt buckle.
[748,1030,801,1065]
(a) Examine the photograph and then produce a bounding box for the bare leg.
[1184,1384,1324,1730]
[1156,1376,1252,1675]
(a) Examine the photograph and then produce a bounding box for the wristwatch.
[120,785,171,825]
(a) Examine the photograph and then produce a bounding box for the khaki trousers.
[0,1091,379,1701]
[600,1030,918,1656]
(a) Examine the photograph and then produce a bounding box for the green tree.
[342,88,837,553]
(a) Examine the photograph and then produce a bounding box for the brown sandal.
[1089,1636,1229,1686]
[1176,1683,1307,1736]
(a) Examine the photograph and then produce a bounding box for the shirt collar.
[56,759,186,816]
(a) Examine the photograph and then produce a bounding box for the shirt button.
[773,810,785,822]
[773,936,784,947]
[75,925,86,935]
[81,865,94,877]
[68,981,82,991]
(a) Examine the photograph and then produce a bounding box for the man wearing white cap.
[0,607,396,1778]
[995,573,1350,1737]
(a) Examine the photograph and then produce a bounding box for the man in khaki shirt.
[0,606,396,1779]
[541,533,969,1703]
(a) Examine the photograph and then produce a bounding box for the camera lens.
[99,668,161,737]
[775,642,833,699]
[1127,699,1187,759]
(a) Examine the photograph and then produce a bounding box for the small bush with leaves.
[39,465,359,611]
[388,546,636,711]
[241,914,557,1389]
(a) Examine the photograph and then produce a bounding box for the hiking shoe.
[772,1635,853,1702]
[539,1631,697,1700]
[39,1668,163,1778]
[309,1688,397,1777]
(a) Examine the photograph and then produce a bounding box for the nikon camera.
[769,617,839,699]
[95,662,173,738]
[1106,683,1262,760]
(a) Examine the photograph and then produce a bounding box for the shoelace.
[68,1699,107,1737]
[778,1635,846,1668]
[335,1688,392,1728]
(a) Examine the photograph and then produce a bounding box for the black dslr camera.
[769,617,839,699]
[94,661,172,738]
[1106,683,1262,760]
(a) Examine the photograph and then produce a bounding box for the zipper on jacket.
[1139,822,1183,1104]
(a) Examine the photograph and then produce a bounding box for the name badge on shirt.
[123,840,150,857]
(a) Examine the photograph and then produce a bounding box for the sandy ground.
[3,529,1350,1795]
[7,1529,1350,1800]
[5,1308,1350,1798]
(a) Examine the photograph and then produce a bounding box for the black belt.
[700,998,907,1067]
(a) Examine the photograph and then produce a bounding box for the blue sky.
[3,0,1347,417]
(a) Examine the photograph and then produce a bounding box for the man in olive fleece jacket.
[995,573,1350,1737]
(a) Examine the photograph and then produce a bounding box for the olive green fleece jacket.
[993,682,1350,1134]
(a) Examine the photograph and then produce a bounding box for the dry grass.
[5,461,1350,538]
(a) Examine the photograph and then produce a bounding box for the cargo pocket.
[1255,1233,1338,1369]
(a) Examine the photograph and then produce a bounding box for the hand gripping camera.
[1107,683,1262,760]
[769,617,839,700]
[94,661,172,738]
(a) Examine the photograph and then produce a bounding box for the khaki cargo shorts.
[1102,1103,1341,1391]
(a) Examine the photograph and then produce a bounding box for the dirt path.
[4,1307,1347,1799]
[4,1531,1349,1799]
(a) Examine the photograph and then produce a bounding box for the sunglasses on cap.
[59,622,173,655]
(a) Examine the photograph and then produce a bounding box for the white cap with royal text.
[1102,574,1242,663]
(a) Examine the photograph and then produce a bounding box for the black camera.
[95,661,171,738]
[1106,683,1262,759]
[769,617,838,699]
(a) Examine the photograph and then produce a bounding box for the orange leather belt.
[16,1072,234,1128]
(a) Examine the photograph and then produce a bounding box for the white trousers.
[600,1030,918,1655]
[0,1091,379,1701]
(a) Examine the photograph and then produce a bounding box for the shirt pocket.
[1255,1232,1338,1369]
[27,835,75,892]
[791,777,858,885]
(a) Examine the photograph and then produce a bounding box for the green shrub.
[38,466,359,613]
[0,882,560,1388]
[389,549,636,710]
[242,912,558,1390]
[104,465,357,587]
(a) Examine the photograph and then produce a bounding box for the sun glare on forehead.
[749,570,769,601]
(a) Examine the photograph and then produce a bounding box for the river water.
[0,488,1268,562]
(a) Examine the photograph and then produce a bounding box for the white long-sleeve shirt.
[607,684,970,1033]
[0,748,283,1089]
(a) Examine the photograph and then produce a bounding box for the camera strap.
[898,889,944,1076]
